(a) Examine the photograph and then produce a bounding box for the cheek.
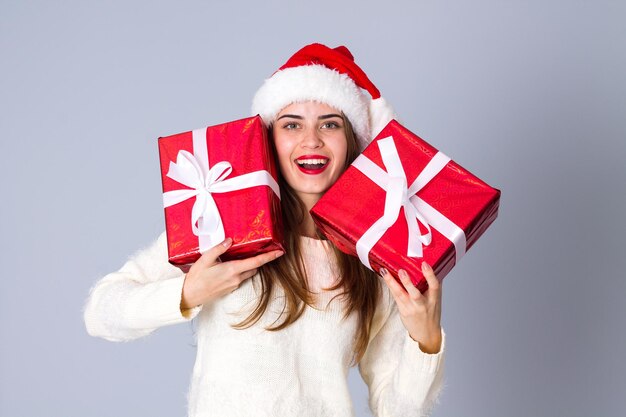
[339,146,348,166]
[334,138,349,168]
[272,137,293,170]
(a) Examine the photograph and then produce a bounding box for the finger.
[421,262,441,297]
[398,269,424,301]
[228,268,259,294]
[239,268,258,282]
[231,249,284,274]
[379,268,408,304]
[196,237,233,267]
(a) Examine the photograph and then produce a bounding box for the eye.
[282,121,300,130]
[321,120,342,129]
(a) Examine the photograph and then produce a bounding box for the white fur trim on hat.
[251,65,372,146]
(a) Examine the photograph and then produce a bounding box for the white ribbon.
[162,127,280,252]
[353,136,466,270]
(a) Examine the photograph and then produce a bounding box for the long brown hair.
[233,114,380,364]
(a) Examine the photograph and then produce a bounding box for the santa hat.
[251,43,396,150]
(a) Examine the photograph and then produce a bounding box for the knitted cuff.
[402,328,446,375]
[124,275,202,328]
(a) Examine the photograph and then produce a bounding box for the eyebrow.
[276,114,303,120]
[318,113,343,120]
[276,113,343,121]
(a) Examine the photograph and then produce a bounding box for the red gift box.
[159,116,284,266]
[310,120,500,292]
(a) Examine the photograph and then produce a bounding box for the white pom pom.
[369,97,396,140]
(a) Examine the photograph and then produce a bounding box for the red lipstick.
[295,154,330,175]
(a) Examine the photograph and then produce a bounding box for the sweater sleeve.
[83,232,202,342]
[358,283,445,417]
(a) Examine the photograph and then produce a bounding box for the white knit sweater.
[84,233,445,417]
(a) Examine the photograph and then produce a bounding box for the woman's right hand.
[180,237,284,310]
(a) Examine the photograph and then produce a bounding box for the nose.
[301,128,322,149]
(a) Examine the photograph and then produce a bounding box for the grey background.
[1,1,625,416]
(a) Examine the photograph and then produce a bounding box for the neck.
[300,214,318,238]
[298,194,320,238]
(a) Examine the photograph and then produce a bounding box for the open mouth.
[295,156,330,174]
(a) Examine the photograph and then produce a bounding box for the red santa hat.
[251,43,396,150]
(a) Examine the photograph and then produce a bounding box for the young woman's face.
[272,101,348,207]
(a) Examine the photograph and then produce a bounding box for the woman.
[85,43,445,417]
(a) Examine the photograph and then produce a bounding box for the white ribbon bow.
[353,136,466,270]
[162,128,280,252]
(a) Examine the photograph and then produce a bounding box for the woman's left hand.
[380,262,443,354]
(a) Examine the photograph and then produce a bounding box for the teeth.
[296,158,328,165]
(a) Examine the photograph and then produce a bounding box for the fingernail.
[222,237,233,247]
[398,269,408,279]
[275,250,284,258]
[421,261,432,272]
[379,268,388,277]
